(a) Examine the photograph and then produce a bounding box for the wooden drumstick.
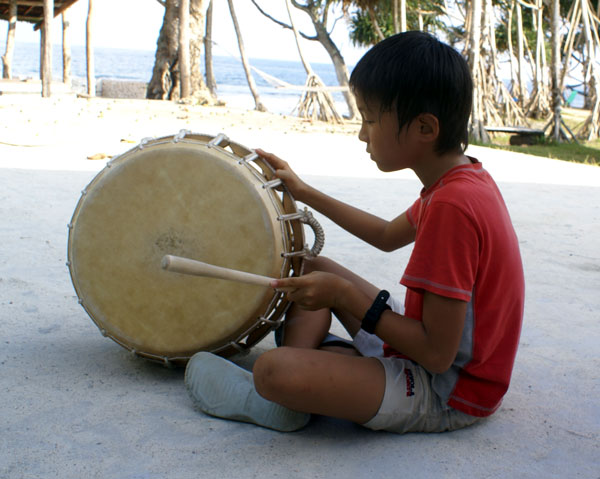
[161,254,276,288]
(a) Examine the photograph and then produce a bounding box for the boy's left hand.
[271,272,351,311]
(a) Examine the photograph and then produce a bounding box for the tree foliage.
[345,0,445,46]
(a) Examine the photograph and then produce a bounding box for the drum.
[67,131,324,366]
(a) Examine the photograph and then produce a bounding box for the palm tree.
[344,0,445,46]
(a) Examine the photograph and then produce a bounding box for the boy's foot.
[184,351,311,432]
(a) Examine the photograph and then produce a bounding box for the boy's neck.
[412,152,471,190]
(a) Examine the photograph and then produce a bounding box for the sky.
[0,0,368,65]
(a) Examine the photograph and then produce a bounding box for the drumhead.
[68,134,298,363]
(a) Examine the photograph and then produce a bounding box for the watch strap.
[361,290,391,334]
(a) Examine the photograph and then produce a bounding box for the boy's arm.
[256,149,415,251]
[303,187,416,252]
[373,291,466,374]
[272,273,465,374]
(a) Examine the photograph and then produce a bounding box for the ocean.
[5,42,351,115]
[5,42,586,112]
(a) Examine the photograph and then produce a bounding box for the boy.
[184,31,525,433]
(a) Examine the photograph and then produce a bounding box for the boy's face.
[355,94,416,173]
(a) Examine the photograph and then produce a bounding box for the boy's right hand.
[255,148,309,202]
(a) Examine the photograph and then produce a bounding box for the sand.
[0,94,599,478]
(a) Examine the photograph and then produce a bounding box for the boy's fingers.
[255,148,285,167]
[255,148,275,160]
[271,277,297,288]
[271,277,302,293]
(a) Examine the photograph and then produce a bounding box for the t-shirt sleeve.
[405,198,421,228]
[401,201,479,302]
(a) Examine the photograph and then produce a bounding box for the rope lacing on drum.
[278,208,325,257]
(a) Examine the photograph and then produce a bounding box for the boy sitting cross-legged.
[184,31,525,434]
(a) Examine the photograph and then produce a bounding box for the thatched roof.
[0,1,80,27]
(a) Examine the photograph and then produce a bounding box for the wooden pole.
[86,0,95,96]
[62,10,71,87]
[2,0,17,79]
[42,0,53,97]
[179,0,191,99]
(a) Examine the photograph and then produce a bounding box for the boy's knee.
[253,348,297,400]
[303,255,335,274]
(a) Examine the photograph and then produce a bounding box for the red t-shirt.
[384,159,524,417]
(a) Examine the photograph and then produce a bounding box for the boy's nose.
[358,124,368,143]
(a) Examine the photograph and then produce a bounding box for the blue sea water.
[6,42,350,115]
[6,42,587,111]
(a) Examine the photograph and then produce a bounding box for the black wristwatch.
[361,290,391,334]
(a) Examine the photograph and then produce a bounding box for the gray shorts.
[354,329,479,433]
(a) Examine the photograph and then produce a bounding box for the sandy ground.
[1,95,599,478]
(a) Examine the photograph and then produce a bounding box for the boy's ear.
[416,113,439,142]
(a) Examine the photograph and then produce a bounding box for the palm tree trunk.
[227,0,266,112]
[147,0,178,100]
[147,0,211,102]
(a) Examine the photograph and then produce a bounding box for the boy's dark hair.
[350,31,473,155]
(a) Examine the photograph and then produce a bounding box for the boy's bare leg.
[254,346,385,424]
[256,256,388,423]
[281,256,381,348]
[280,303,332,349]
